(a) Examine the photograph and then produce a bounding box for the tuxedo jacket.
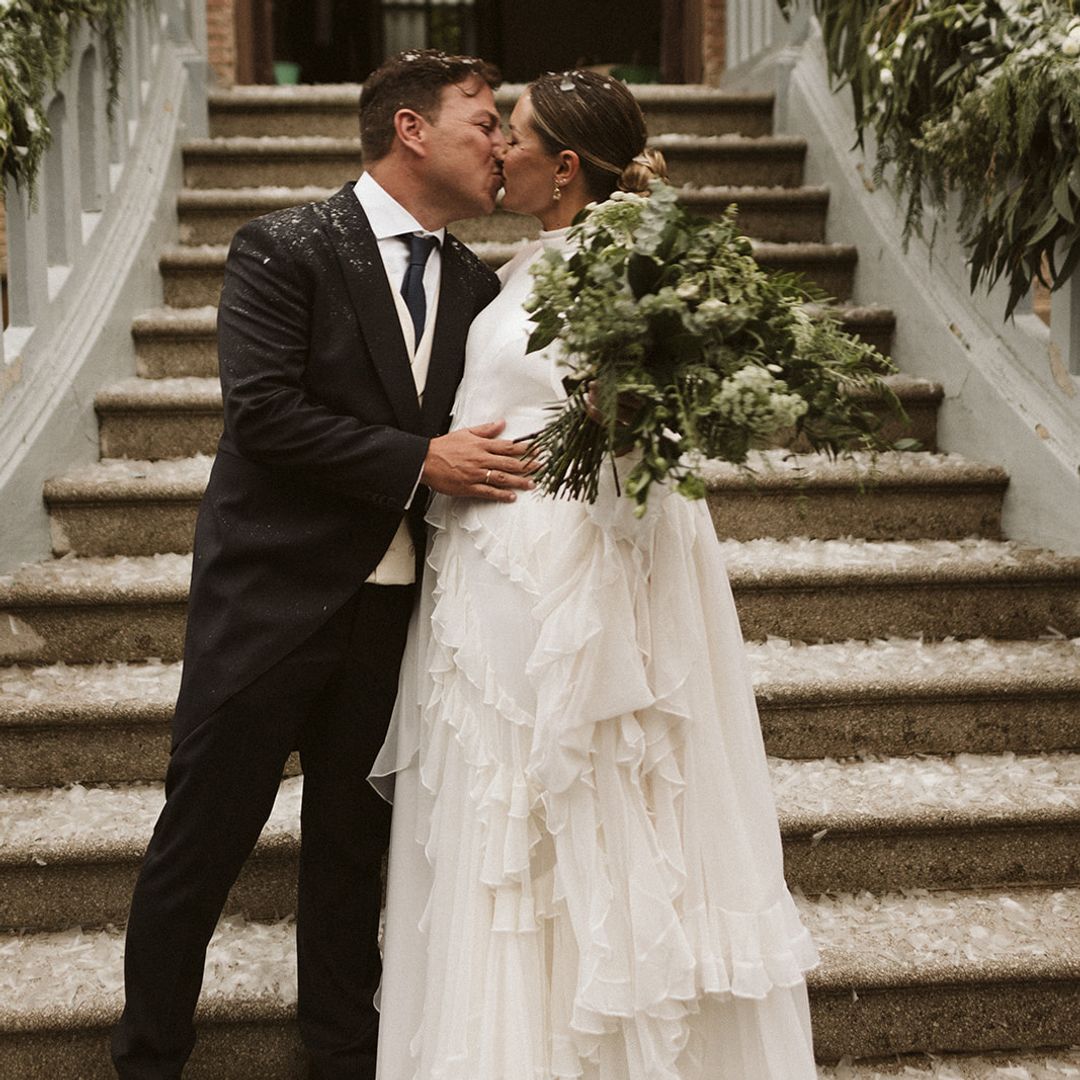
[174,183,500,732]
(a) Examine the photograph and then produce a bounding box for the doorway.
[254,0,670,86]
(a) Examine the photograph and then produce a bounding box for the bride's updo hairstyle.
[527,70,668,200]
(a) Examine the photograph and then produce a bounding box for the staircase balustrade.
[722,4,1079,551]
[2,0,207,369]
[0,0,208,571]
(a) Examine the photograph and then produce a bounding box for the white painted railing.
[721,5,1080,551]
[2,0,206,368]
[0,0,208,569]
[382,0,478,58]
[725,0,788,71]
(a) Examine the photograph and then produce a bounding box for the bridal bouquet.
[524,182,903,514]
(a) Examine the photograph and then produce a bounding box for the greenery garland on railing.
[779,0,1080,318]
[0,0,152,197]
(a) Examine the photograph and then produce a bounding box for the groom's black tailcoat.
[180,183,498,731]
[112,183,499,1080]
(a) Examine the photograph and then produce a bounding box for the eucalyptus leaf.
[782,0,1080,322]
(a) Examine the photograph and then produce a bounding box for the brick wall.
[702,0,725,85]
[207,0,237,87]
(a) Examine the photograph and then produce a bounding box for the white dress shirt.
[354,172,445,585]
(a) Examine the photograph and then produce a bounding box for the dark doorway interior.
[500,1,661,84]
[268,0,663,85]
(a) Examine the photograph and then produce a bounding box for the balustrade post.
[4,178,48,328]
[772,7,810,131]
[1050,242,1080,376]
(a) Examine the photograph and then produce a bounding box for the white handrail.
[2,0,206,366]
[0,0,208,569]
[741,13,1080,551]
[724,1,811,76]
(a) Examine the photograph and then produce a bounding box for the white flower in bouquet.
[715,365,808,431]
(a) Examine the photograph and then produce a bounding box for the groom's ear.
[393,108,428,157]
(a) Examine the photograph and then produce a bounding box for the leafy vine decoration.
[778,0,1080,318]
[0,0,154,198]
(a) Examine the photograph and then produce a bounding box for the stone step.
[2,887,1078,1072]
[95,377,221,461]
[44,450,1005,559]
[749,637,1080,759]
[160,244,235,308]
[0,779,302,930]
[0,661,181,786]
[819,1048,1080,1077]
[93,372,936,464]
[775,752,1080,894]
[176,177,823,250]
[4,754,1078,929]
[5,540,1078,664]
[162,231,859,307]
[805,886,1080,1062]
[44,457,212,557]
[720,537,1080,642]
[182,133,808,194]
[0,915,303,1079]
[0,555,190,665]
[705,450,1006,542]
[132,301,896,380]
[206,83,776,140]
[131,305,219,379]
[5,640,1078,787]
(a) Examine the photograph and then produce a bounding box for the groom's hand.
[422,420,535,502]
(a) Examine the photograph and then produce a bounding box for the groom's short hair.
[360,50,501,162]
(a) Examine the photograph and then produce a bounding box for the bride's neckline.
[538,226,571,250]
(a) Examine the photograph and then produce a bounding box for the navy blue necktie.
[400,233,439,346]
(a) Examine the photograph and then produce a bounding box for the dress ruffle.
[374,481,818,1080]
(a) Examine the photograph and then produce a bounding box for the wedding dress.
[371,227,819,1080]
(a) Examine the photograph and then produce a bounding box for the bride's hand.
[422,420,536,502]
[586,382,640,456]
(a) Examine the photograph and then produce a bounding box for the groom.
[112,50,530,1079]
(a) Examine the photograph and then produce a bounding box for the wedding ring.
[485,469,492,485]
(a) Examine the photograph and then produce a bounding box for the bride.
[371,69,819,1079]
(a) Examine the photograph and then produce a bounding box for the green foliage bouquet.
[525,183,901,515]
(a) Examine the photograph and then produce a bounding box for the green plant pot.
[274,61,301,85]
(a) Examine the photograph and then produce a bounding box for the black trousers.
[112,584,415,1080]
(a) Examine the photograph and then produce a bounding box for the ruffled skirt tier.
[373,482,818,1080]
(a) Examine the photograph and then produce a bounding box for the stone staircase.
[2,83,1080,1078]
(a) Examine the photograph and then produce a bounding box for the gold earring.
[553,181,562,202]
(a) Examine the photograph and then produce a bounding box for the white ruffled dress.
[371,229,819,1080]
